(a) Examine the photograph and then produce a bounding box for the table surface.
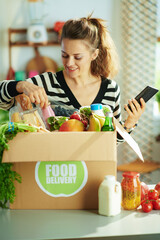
[0,208,160,240]
[0,185,160,240]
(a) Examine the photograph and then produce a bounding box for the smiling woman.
[0,15,146,143]
[60,16,119,79]
[61,38,101,107]
[61,39,96,79]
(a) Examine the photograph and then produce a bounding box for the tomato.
[142,200,153,213]
[148,189,159,200]
[155,182,160,197]
[152,199,160,210]
[141,194,149,205]
[70,112,81,121]
[141,182,149,200]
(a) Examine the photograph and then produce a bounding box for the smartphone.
[125,86,159,111]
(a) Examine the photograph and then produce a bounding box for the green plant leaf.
[0,122,38,208]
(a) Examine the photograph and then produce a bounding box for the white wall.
[0,0,121,80]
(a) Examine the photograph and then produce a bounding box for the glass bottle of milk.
[98,175,122,216]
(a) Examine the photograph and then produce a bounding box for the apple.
[59,119,85,131]
[155,182,160,197]
[141,182,149,201]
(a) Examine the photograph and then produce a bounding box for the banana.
[93,113,105,128]
[87,114,101,131]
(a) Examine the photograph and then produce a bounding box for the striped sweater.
[0,71,124,142]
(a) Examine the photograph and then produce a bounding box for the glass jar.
[121,171,141,210]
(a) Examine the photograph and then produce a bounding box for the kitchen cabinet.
[8,28,60,70]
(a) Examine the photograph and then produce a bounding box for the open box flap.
[114,118,144,161]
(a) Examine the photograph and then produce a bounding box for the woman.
[0,16,145,138]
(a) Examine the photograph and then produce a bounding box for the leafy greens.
[0,122,38,208]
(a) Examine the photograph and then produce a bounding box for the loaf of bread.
[22,110,46,128]
[11,112,21,122]
[15,93,32,111]
[11,110,46,129]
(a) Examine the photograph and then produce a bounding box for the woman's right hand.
[16,81,48,108]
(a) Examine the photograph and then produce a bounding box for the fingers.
[131,99,141,113]
[31,92,41,105]
[125,98,145,114]
[29,88,48,108]
[42,88,49,108]
[140,98,146,112]
[131,98,146,114]
[129,99,137,113]
[16,81,49,108]
[29,94,36,104]
[20,82,48,108]
[124,98,146,128]
[124,99,136,114]
[124,103,131,113]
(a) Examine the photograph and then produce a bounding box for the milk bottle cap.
[105,175,116,182]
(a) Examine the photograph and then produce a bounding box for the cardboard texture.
[2,131,117,210]
[11,161,116,209]
[2,132,117,163]
[2,124,143,210]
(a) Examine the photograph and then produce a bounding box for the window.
[154,3,160,117]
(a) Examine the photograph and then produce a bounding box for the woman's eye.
[75,56,82,60]
[62,55,82,60]
[62,55,68,58]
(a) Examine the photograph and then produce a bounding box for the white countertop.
[0,207,160,240]
[0,185,160,240]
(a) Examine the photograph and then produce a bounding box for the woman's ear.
[92,49,99,61]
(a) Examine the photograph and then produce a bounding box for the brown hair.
[61,16,119,79]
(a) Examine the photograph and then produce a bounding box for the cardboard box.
[2,120,143,210]
[2,131,117,210]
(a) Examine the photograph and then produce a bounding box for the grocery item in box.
[15,93,33,111]
[21,108,46,128]
[9,106,46,128]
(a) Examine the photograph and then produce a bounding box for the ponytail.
[88,17,119,79]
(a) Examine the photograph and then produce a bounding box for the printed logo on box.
[35,161,88,197]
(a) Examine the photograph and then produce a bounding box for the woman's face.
[61,38,98,79]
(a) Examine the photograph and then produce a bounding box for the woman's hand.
[16,81,48,108]
[124,98,146,129]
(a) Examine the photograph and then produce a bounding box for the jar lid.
[90,104,102,110]
[122,171,140,178]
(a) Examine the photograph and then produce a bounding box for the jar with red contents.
[121,172,141,210]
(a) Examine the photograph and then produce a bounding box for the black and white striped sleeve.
[0,80,19,110]
[26,72,55,94]
[113,82,125,144]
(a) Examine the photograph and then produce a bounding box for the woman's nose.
[66,57,75,66]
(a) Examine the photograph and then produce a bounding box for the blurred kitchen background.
[0,0,160,184]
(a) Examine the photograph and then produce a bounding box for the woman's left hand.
[124,98,146,129]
